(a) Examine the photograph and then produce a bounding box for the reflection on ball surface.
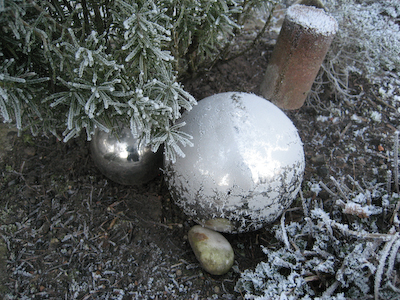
[164,92,305,233]
[91,127,163,185]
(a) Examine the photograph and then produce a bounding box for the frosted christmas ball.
[164,92,305,233]
[91,127,163,185]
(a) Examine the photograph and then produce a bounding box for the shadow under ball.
[91,127,163,185]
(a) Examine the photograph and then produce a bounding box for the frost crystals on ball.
[164,92,305,233]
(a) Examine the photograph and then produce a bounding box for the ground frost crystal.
[309,0,400,108]
[236,172,400,299]
[374,233,399,300]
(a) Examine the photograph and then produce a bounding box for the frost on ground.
[0,168,234,299]
[235,177,400,299]
[235,0,400,299]
[309,0,400,110]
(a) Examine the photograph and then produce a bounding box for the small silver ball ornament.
[91,127,163,185]
[164,92,305,233]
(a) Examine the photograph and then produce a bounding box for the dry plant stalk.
[391,132,400,226]
[394,131,399,195]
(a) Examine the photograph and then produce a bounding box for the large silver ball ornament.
[164,92,305,233]
[91,127,163,185]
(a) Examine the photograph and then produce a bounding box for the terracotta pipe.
[260,4,338,110]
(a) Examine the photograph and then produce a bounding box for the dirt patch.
[1,38,399,299]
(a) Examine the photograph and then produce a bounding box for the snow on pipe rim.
[287,4,338,36]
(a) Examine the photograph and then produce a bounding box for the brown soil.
[0,39,399,299]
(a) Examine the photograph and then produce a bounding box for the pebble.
[188,225,234,275]
[49,238,60,249]
[24,146,36,156]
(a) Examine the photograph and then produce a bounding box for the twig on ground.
[318,181,337,198]
[332,222,396,242]
[385,237,400,280]
[330,176,349,202]
[391,131,400,226]
[299,189,309,217]
[322,280,340,298]
[280,211,292,252]
[339,122,352,140]
[374,233,400,300]
[346,174,365,194]
[394,131,399,195]
[387,170,392,196]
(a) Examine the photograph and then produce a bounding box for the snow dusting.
[286,4,338,36]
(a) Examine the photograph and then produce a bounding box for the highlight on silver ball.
[164,92,305,233]
[91,127,163,185]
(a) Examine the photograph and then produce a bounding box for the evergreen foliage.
[0,0,275,161]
